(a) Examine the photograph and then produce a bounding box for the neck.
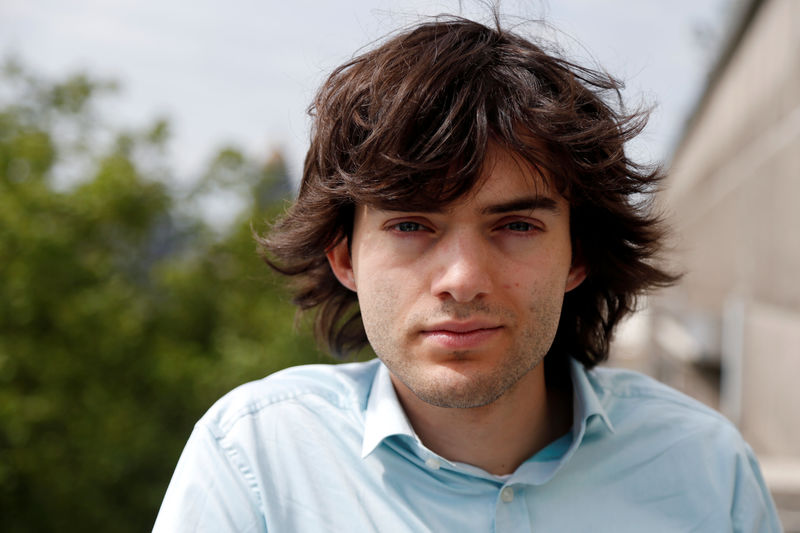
[391,364,572,476]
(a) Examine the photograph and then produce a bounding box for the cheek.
[518,281,567,349]
[355,274,401,334]
[515,249,574,293]
[503,256,565,290]
[506,262,571,318]
[357,282,409,362]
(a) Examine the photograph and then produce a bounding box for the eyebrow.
[480,196,561,215]
[372,195,561,215]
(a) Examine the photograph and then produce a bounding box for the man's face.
[327,146,585,409]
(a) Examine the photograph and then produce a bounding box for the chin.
[407,367,515,409]
[413,386,505,409]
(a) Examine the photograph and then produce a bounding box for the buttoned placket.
[424,456,441,471]
[494,483,532,533]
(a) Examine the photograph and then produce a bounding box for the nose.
[429,231,492,303]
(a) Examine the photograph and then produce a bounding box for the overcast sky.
[1,0,737,187]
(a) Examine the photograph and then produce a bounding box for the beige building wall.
[658,0,800,441]
[642,0,800,526]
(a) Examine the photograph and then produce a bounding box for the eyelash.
[392,221,427,232]
[503,221,536,232]
[388,220,541,234]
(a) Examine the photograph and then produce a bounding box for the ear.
[565,261,587,293]
[326,238,357,292]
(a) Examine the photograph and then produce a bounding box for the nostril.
[431,261,492,303]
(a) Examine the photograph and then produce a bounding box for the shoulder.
[588,364,729,426]
[569,366,780,529]
[199,359,381,439]
[585,365,748,457]
[585,365,761,477]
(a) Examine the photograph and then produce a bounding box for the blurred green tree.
[0,59,324,532]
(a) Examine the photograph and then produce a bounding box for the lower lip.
[421,327,502,350]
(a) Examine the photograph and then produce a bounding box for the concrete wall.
[644,0,800,526]
[657,0,800,447]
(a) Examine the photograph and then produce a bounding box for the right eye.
[393,221,424,232]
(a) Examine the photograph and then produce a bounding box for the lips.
[420,320,503,350]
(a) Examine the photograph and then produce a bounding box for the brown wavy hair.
[259,16,677,371]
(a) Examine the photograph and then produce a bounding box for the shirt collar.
[361,362,417,458]
[569,357,615,436]
[360,358,615,461]
[511,359,615,484]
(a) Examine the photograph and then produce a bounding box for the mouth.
[420,321,503,350]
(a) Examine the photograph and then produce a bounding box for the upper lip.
[421,320,502,333]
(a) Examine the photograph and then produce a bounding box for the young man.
[154,17,781,532]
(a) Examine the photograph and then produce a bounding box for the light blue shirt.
[153,358,782,532]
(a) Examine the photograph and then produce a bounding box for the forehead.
[347,139,568,219]
[469,145,557,200]
[352,152,568,231]
[396,145,564,214]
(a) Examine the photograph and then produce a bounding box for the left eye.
[504,221,534,232]
[394,221,423,232]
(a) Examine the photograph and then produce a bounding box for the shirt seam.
[590,373,728,422]
[210,387,362,437]
[200,392,362,530]
[607,388,727,420]
[197,422,265,533]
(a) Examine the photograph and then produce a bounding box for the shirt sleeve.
[152,421,266,533]
[731,441,783,533]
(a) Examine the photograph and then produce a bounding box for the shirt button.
[425,457,441,470]
[500,486,514,503]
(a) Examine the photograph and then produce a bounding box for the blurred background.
[0,0,796,531]
[609,0,800,529]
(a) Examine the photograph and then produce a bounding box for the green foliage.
[0,62,325,531]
